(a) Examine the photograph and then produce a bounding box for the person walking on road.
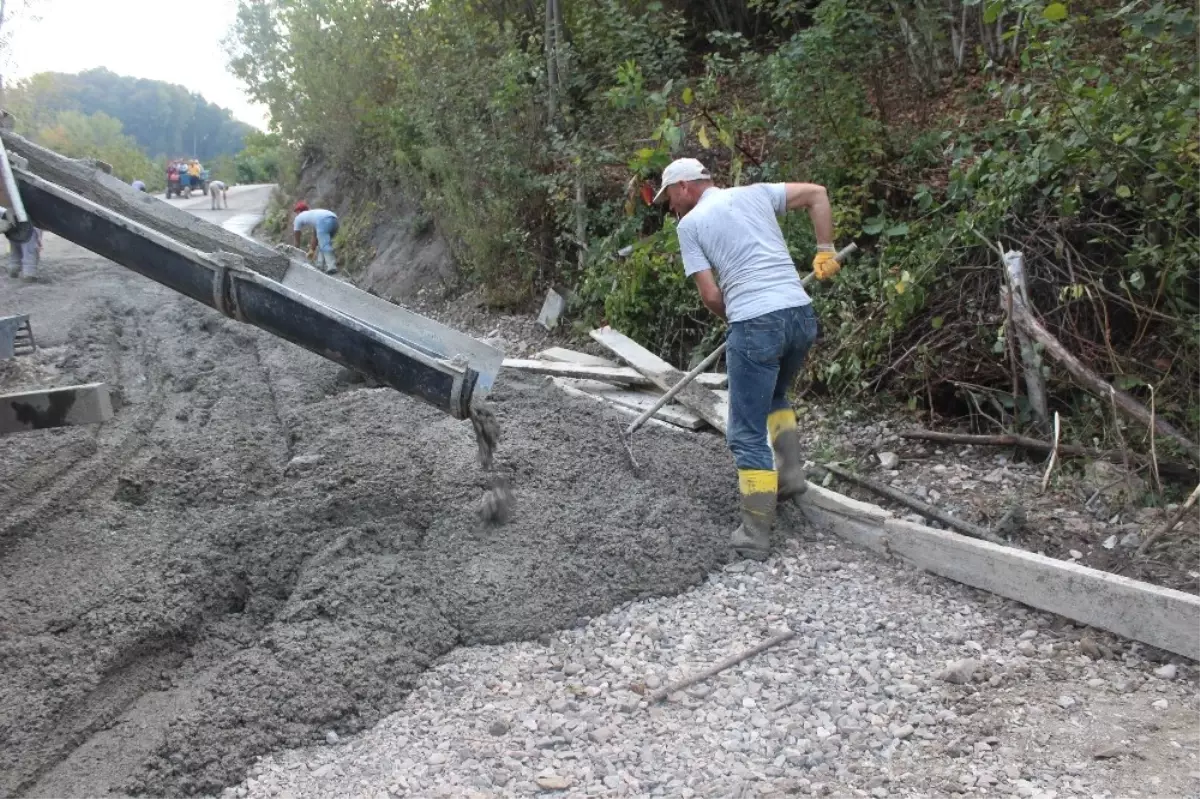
[292,201,340,274]
[209,180,228,209]
[655,157,842,561]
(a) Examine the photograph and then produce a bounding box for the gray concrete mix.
[0,191,747,797]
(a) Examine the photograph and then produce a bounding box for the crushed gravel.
[226,529,1199,799]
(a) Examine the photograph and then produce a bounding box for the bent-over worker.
[209,180,228,209]
[655,158,842,561]
[292,201,339,274]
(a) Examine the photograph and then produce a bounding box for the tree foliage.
[229,0,1199,443]
[5,68,254,160]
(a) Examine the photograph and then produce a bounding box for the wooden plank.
[798,494,1200,662]
[537,347,730,389]
[551,378,681,433]
[504,358,726,389]
[589,326,728,433]
[1,383,113,435]
[561,379,705,430]
[535,346,618,368]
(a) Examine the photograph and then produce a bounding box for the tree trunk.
[544,0,557,124]
[1003,251,1050,432]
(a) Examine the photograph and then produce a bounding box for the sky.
[6,0,270,129]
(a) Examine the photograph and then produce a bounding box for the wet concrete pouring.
[0,194,747,798]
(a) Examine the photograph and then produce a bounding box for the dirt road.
[0,185,740,797]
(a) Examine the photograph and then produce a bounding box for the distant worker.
[209,179,228,209]
[7,226,43,281]
[292,201,339,274]
[177,162,190,195]
[187,160,202,197]
[655,157,841,561]
[131,179,146,192]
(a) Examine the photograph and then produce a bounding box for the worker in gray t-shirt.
[654,157,843,561]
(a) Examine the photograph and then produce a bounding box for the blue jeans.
[314,216,339,253]
[725,304,819,470]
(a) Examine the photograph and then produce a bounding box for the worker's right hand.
[812,247,841,280]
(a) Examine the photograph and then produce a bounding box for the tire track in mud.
[0,299,168,549]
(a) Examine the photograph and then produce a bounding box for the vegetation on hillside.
[229,0,1198,454]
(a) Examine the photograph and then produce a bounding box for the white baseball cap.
[652,158,711,203]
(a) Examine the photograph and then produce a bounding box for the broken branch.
[821,462,1008,545]
[1041,411,1061,494]
[1133,483,1200,560]
[898,430,1195,479]
[646,629,795,704]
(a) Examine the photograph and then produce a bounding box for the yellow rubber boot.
[768,409,808,502]
[730,469,777,561]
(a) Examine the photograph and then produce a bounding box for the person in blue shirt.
[292,201,339,274]
[655,157,843,561]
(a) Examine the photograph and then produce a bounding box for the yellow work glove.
[812,246,840,280]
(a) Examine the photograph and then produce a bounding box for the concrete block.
[0,382,113,435]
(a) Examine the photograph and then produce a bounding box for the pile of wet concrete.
[1,287,760,796]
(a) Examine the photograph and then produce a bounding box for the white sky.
[7,0,270,129]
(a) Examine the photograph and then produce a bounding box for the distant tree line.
[6,67,253,160]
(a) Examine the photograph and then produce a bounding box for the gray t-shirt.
[677,184,811,323]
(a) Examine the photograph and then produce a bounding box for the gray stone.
[877,452,900,469]
[936,658,979,685]
[1154,663,1177,680]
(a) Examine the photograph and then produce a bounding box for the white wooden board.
[551,378,681,433]
[504,358,726,389]
[559,379,705,430]
[589,327,728,433]
[797,489,1200,662]
[535,346,618,368]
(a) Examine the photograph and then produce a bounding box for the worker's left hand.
[812,248,841,280]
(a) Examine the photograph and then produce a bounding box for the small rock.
[285,454,323,472]
[936,658,979,685]
[1154,663,1177,680]
[1017,641,1036,657]
[562,663,584,676]
[536,774,571,791]
[1057,695,1076,709]
[983,468,1006,484]
[1152,698,1169,710]
[589,725,617,744]
[1093,743,1127,759]
[324,730,338,745]
[488,720,509,737]
[1019,630,1038,640]
[1079,637,1102,659]
[1102,535,1118,550]
[894,724,915,740]
[1119,532,1140,548]
[1068,549,1083,560]
[428,752,448,765]
[311,764,334,779]
[1087,678,1105,688]
[877,452,900,469]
